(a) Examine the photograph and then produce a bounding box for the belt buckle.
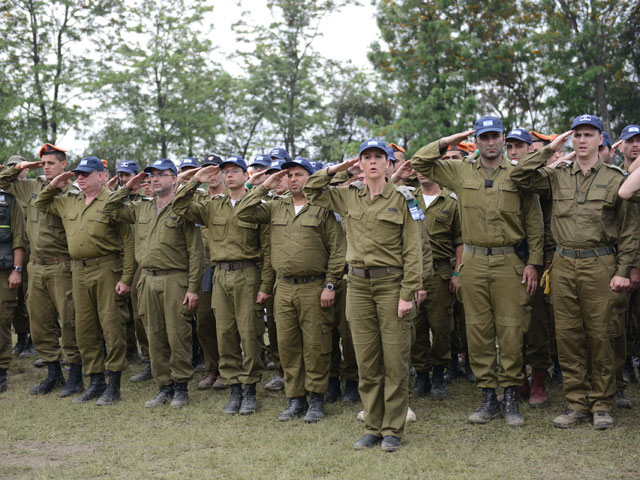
[575,250,581,258]
[81,259,88,267]
[364,269,371,279]
[40,258,46,265]
[487,247,493,256]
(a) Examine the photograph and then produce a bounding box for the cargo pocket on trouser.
[320,323,333,355]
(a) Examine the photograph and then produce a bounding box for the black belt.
[555,245,614,258]
[349,266,402,279]
[142,268,186,276]
[72,253,120,268]
[216,260,258,271]
[30,255,73,265]
[278,275,324,285]
[463,244,515,256]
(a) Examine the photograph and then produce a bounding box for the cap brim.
[116,168,136,174]
[359,146,387,156]
[475,127,503,136]
[621,133,640,141]
[73,166,100,173]
[281,161,313,174]
[248,161,270,168]
[143,165,176,174]
[505,135,531,144]
[219,161,246,171]
[201,161,221,167]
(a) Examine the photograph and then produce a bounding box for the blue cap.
[116,161,139,174]
[219,156,247,172]
[571,114,602,132]
[384,145,397,162]
[474,116,504,136]
[266,159,286,173]
[620,124,640,141]
[505,128,533,145]
[144,158,178,175]
[359,139,388,156]
[202,154,222,167]
[283,157,315,175]
[601,132,612,149]
[179,157,199,170]
[311,161,324,171]
[269,148,291,162]
[73,156,104,173]
[249,154,271,168]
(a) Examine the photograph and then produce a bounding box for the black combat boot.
[0,368,7,392]
[304,392,325,423]
[623,356,637,384]
[430,366,447,398]
[552,357,563,385]
[18,335,36,358]
[72,373,106,403]
[145,384,174,408]
[11,333,28,355]
[278,396,308,421]
[130,363,152,383]
[412,371,431,398]
[239,383,258,415]
[503,386,525,426]
[60,364,84,398]
[324,377,341,403]
[468,388,501,424]
[464,359,475,383]
[342,379,360,403]
[30,361,65,395]
[171,382,189,409]
[223,384,243,414]
[96,371,121,406]
[443,353,462,382]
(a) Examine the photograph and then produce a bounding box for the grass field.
[1,353,639,480]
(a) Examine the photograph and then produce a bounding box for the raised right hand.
[50,171,75,189]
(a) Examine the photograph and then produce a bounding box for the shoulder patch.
[37,175,46,182]
[348,181,365,190]
[448,191,457,200]
[68,189,82,196]
[395,185,424,221]
[603,163,627,176]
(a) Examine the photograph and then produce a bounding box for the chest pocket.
[87,216,111,238]
[375,210,403,245]
[459,179,482,209]
[160,216,182,245]
[427,210,451,234]
[587,187,616,223]
[552,188,575,218]
[500,183,521,213]
[237,219,258,230]
[301,214,321,228]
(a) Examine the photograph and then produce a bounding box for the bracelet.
[245,181,252,190]
[452,272,459,277]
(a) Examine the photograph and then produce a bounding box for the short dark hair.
[42,151,66,162]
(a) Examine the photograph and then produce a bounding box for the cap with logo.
[144,158,178,175]
[311,161,324,171]
[6,155,25,167]
[474,116,504,136]
[570,114,602,132]
[620,124,640,141]
[179,157,199,170]
[116,161,139,174]
[38,143,67,159]
[269,148,291,162]
[384,145,397,162]
[202,154,223,167]
[219,156,247,172]
[505,128,533,145]
[601,132,612,149]
[266,159,286,174]
[359,138,388,157]
[282,157,315,175]
[249,154,271,169]
[73,156,104,174]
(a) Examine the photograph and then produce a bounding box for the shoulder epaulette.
[395,185,417,201]
[395,185,425,221]
[510,159,518,166]
[555,161,572,169]
[68,189,82,195]
[604,163,627,176]
[211,193,226,199]
[348,181,365,190]
[448,191,457,200]
[196,187,207,194]
[141,196,153,201]
[37,175,46,182]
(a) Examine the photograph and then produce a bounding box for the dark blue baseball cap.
[116,161,139,174]
[474,116,504,136]
[179,157,199,170]
[505,128,533,145]
[249,154,271,169]
[359,139,388,157]
[384,145,397,162]
[601,132,612,149]
[144,158,178,175]
[219,156,247,172]
[620,124,640,141]
[283,157,315,175]
[73,156,104,174]
[571,114,602,132]
[269,148,291,162]
[202,154,222,167]
[266,159,286,174]
[311,161,324,171]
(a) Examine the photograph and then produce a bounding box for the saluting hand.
[549,130,573,152]
[125,172,148,192]
[438,130,475,151]
[548,151,576,169]
[177,166,200,185]
[106,176,119,191]
[327,158,359,176]
[612,139,623,152]
[390,161,416,185]
[247,170,269,187]
[183,292,199,311]
[16,160,45,171]
[50,171,75,189]
[262,170,288,191]
[194,165,220,184]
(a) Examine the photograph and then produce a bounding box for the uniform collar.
[474,155,508,170]
[360,180,395,199]
[570,158,604,175]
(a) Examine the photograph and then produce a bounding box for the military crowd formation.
[1,113,640,453]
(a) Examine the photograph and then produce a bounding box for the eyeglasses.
[148,173,174,178]
[75,171,95,177]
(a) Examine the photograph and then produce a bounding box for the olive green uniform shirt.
[303,169,424,302]
[510,146,638,277]
[236,184,347,284]
[2,194,26,251]
[410,141,544,265]
[172,179,273,293]
[35,185,135,285]
[0,166,70,258]
[417,188,462,262]
[103,187,204,293]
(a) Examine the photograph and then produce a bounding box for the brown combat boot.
[553,408,589,429]
[198,371,219,390]
[528,368,549,408]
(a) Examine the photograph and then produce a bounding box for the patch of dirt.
[0,441,94,469]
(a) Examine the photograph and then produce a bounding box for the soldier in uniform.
[173,157,272,415]
[0,187,26,392]
[35,156,135,406]
[304,139,424,452]
[0,145,83,397]
[237,158,347,422]
[410,117,543,427]
[512,115,638,430]
[104,158,203,408]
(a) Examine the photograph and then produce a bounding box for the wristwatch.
[324,282,335,291]
[13,266,22,273]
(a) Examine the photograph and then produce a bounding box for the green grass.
[1,354,639,480]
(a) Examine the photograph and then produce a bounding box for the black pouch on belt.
[202,267,214,293]
[513,238,529,263]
